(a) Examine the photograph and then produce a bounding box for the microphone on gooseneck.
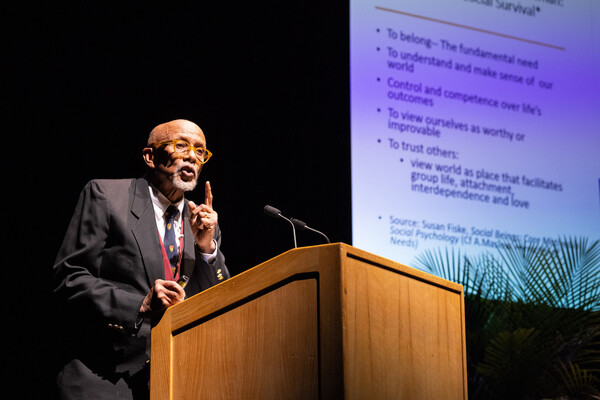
[290,218,331,244]
[263,205,297,248]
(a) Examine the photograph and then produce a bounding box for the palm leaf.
[550,361,600,399]
[413,237,600,399]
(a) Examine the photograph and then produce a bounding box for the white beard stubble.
[171,166,198,192]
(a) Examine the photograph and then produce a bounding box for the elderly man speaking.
[53,119,230,400]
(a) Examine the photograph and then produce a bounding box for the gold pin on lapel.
[177,275,189,289]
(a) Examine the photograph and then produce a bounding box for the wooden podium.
[150,243,468,399]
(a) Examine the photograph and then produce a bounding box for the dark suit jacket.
[52,177,229,400]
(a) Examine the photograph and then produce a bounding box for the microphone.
[263,205,297,248]
[290,218,331,244]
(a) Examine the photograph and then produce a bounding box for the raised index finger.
[204,181,213,208]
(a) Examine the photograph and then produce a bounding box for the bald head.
[142,119,209,201]
[147,119,205,146]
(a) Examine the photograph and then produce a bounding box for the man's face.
[147,121,207,193]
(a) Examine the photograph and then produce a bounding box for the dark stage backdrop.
[7,2,350,398]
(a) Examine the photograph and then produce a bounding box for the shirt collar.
[148,182,185,217]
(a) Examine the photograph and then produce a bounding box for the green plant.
[415,237,600,400]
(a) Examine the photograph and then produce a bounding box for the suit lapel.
[130,177,165,286]
[180,201,197,281]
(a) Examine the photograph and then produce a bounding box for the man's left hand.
[188,181,217,253]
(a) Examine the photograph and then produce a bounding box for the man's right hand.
[140,279,185,314]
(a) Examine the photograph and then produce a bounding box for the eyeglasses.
[151,139,213,164]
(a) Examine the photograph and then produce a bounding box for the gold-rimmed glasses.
[151,139,213,164]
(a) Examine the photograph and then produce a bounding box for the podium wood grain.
[151,243,467,399]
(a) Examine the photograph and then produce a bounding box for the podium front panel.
[170,278,319,400]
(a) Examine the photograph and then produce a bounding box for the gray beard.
[171,170,198,192]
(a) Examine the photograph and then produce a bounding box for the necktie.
[164,205,180,277]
